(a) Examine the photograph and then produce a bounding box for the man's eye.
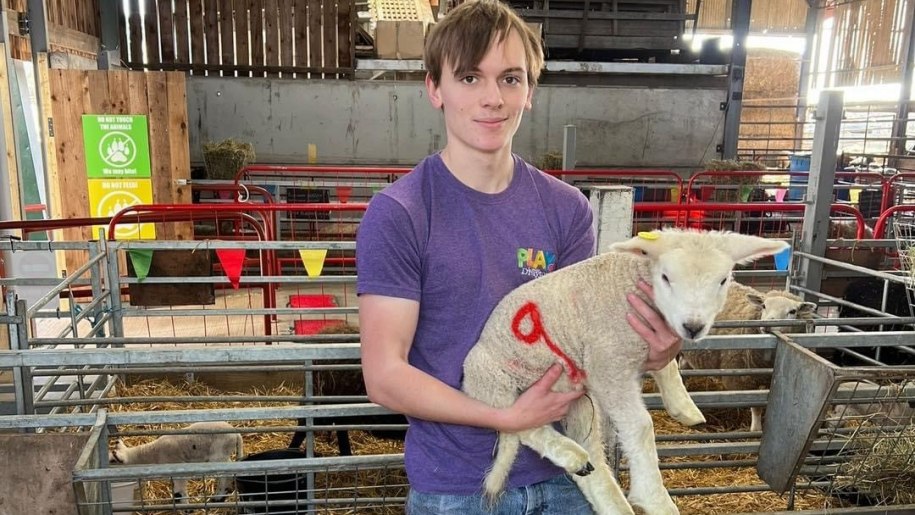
[461,76,477,84]
[504,76,522,85]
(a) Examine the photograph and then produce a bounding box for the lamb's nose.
[682,322,705,339]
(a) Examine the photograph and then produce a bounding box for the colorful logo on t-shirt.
[517,247,557,279]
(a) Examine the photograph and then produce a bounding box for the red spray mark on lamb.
[510,301,586,383]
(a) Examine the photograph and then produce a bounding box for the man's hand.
[626,280,683,372]
[496,363,585,433]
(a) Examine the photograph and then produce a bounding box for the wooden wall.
[4,0,101,61]
[48,70,192,271]
[686,0,809,34]
[121,0,355,78]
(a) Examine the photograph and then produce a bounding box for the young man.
[357,1,682,513]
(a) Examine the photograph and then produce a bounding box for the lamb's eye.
[788,309,797,315]
[662,274,670,285]
[719,277,727,286]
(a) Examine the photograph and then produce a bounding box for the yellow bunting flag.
[299,249,328,277]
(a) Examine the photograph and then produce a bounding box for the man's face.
[426,29,534,157]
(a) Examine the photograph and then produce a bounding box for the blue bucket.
[786,153,811,201]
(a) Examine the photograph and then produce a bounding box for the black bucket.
[236,449,311,514]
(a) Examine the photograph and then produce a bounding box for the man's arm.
[359,294,584,433]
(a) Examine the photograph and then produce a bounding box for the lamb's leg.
[172,478,188,512]
[563,396,633,515]
[650,361,705,426]
[602,381,678,515]
[483,433,521,502]
[750,407,763,432]
[209,474,231,503]
[517,426,594,478]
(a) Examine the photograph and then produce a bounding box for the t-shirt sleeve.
[356,193,423,301]
[558,189,596,268]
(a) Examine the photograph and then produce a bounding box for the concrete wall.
[187,77,725,169]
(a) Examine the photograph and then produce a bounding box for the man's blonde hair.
[424,0,544,87]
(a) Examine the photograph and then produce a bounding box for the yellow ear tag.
[638,231,659,241]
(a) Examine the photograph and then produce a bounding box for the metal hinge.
[18,12,30,36]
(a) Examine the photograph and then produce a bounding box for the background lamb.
[109,421,244,504]
[462,229,788,515]
[288,323,407,455]
[680,284,816,431]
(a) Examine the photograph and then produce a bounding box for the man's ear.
[525,85,534,110]
[426,73,443,110]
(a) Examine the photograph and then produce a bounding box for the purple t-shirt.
[356,153,595,494]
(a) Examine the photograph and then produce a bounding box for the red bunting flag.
[215,248,246,289]
[336,186,353,203]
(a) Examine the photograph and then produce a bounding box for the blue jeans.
[405,474,594,515]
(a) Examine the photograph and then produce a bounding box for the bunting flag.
[215,248,246,289]
[775,188,787,202]
[299,249,328,277]
[128,249,154,282]
[774,247,792,271]
[699,185,715,201]
[336,186,353,203]
[739,184,753,203]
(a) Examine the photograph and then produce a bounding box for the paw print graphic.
[106,138,131,164]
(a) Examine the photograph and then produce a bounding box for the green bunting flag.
[128,249,154,282]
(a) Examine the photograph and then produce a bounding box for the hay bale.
[202,139,256,180]
[833,425,915,505]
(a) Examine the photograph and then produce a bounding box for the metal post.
[10,296,34,418]
[721,0,751,159]
[797,90,843,300]
[98,0,122,69]
[562,124,577,171]
[794,3,819,148]
[26,0,49,54]
[104,241,125,340]
[891,0,915,162]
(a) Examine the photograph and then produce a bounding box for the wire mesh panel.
[894,219,915,313]
[759,336,915,508]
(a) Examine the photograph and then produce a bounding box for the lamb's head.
[109,439,130,464]
[750,291,817,332]
[610,229,789,341]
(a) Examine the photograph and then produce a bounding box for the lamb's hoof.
[630,495,679,515]
[574,461,594,476]
[671,408,706,427]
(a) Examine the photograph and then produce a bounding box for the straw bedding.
[105,375,836,514]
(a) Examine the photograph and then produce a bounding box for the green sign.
[82,115,151,178]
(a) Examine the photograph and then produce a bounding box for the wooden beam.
[48,23,100,57]
[0,42,21,222]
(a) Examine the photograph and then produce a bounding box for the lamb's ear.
[799,301,817,315]
[747,293,766,309]
[609,231,670,259]
[717,233,789,264]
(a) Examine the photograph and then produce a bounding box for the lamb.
[462,229,789,515]
[288,323,407,455]
[680,284,816,431]
[109,421,244,504]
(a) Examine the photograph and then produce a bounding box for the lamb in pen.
[109,421,244,503]
[462,229,789,515]
[680,283,816,431]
